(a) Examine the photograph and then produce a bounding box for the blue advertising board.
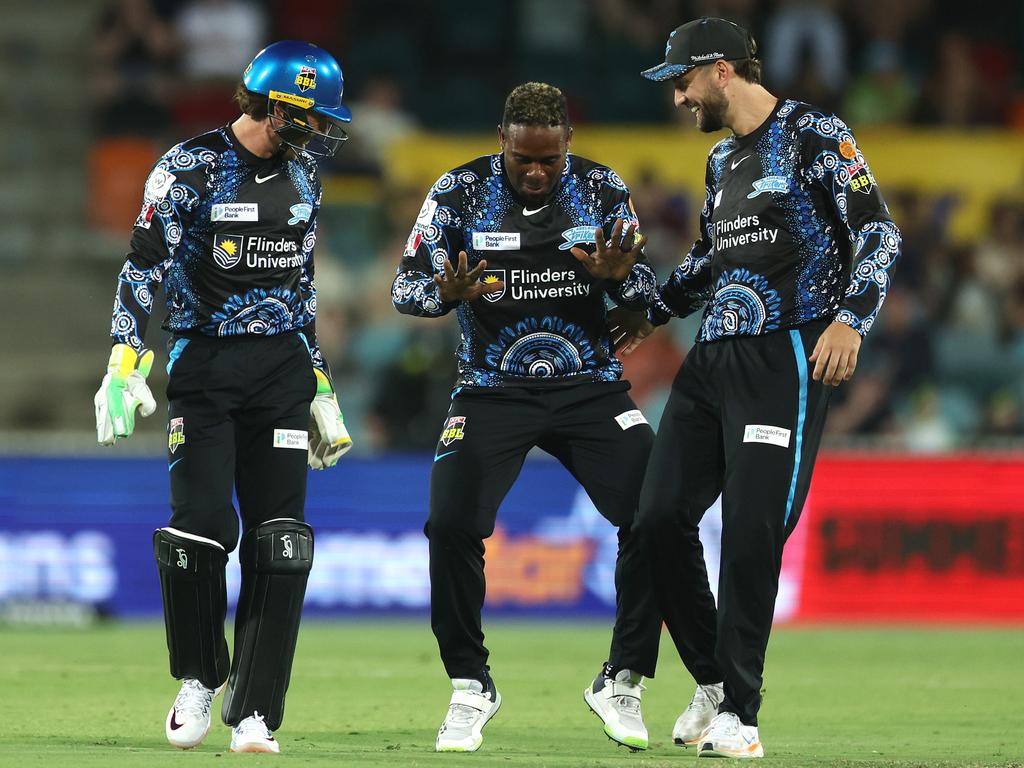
[0,456,649,617]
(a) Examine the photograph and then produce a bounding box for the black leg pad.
[221,519,314,730]
[154,527,230,690]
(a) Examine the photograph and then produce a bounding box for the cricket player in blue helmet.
[241,39,352,158]
[95,39,354,754]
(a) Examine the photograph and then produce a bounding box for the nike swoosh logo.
[169,458,183,472]
[731,155,750,170]
[170,710,185,730]
[433,450,458,462]
[255,173,279,184]
[522,205,548,216]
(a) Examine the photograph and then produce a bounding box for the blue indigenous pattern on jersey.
[210,286,300,336]
[654,99,901,342]
[110,126,327,367]
[759,109,844,326]
[393,153,655,388]
[482,315,611,383]
[703,268,782,338]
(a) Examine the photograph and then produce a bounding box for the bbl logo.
[294,66,317,92]
[168,417,185,454]
[213,234,243,269]
[481,269,505,303]
[440,416,466,446]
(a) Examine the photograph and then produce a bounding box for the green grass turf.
[0,620,1021,767]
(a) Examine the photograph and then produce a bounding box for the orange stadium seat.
[87,136,159,233]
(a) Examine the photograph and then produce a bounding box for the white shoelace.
[174,679,214,718]
[446,703,482,727]
[708,712,741,738]
[614,695,642,716]
[686,693,708,713]
[687,684,718,713]
[235,711,272,739]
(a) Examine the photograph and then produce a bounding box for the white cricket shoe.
[697,712,764,758]
[673,681,724,745]
[165,678,223,749]
[584,668,648,751]
[435,677,502,752]
[230,711,280,753]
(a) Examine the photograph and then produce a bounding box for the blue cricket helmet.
[243,40,352,123]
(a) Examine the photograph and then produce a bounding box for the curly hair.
[501,82,569,129]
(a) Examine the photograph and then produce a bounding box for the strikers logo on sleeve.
[440,416,467,446]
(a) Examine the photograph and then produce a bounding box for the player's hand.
[608,307,655,355]
[571,218,648,282]
[434,251,504,302]
[308,368,353,469]
[94,344,157,445]
[809,321,862,387]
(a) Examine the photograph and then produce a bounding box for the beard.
[696,88,729,133]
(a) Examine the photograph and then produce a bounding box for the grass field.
[1,620,1021,767]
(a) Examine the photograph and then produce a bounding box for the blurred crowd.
[87,0,1024,452]
[94,0,1024,146]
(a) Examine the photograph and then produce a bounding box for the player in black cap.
[618,16,902,758]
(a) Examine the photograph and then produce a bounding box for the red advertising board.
[796,454,1024,621]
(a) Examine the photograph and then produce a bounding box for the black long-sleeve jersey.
[109,125,326,368]
[391,153,659,388]
[653,99,901,342]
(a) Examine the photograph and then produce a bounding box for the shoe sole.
[435,692,502,752]
[230,743,280,754]
[698,743,764,758]
[583,687,647,752]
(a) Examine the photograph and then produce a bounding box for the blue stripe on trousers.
[785,330,808,527]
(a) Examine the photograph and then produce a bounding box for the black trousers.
[165,333,316,549]
[427,381,658,680]
[635,322,831,726]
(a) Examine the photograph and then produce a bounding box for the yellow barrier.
[370,128,1024,242]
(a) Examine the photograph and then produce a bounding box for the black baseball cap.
[641,17,756,82]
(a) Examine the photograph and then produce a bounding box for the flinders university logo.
[213,234,243,269]
[481,269,505,302]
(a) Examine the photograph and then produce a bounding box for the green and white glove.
[94,344,157,445]
[308,367,353,469]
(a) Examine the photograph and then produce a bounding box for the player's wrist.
[107,343,138,378]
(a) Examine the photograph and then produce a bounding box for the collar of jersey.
[497,152,567,209]
[223,123,285,172]
[731,98,782,147]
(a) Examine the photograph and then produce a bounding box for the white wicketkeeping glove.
[94,344,157,445]
[308,368,353,469]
